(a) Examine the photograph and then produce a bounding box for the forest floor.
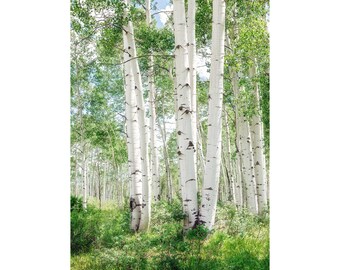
[71,198,269,270]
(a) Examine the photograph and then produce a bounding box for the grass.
[71,197,269,270]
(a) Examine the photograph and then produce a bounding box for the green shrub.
[70,200,270,270]
[71,197,101,254]
[71,195,83,212]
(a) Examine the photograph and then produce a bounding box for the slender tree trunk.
[97,162,102,209]
[173,0,198,230]
[146,0,160,202]
[187,0,198,181]
[223,111,236,203]
[74,148,79,197]
[200,0,226,230]
[103,162,107,202]
[82,142,87,209]
[197,122,206,178]
[123,22,143,231]
[225,31,242,209]
[125,0,151,230]
[249,64,268,214]
[234,144,243,208]
[238,111,258,214]
[220,148,228,202]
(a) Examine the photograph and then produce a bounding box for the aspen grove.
[71,0,269,268]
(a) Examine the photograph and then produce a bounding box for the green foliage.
[135,23,174,54]
[196,0,213,47]
[71,201,269,269]
[71,195,83,212]
[71,197,102,254]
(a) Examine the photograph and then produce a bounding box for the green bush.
[71,195,83,212]
[71,197,101,254]
[71,200,270,270]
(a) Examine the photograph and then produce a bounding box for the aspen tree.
[187,0,198,178]
[173,0,198,230]
[223,112,236,202]
[146,0,161,202]
[238,110,257,214]
[124,0,151,230]
[200,0,226,230]
[123,46,143,231]
[249,64,268,214]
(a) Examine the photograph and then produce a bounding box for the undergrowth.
[71,196,269,270]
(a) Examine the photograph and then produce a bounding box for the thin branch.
[151,10,173,16]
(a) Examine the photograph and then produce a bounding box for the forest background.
[1,0,340,270]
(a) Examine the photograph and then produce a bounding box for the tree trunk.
[82,142,87,209]
[200,0,226,230]
[238,111,258,214]
[173,0,198,230]
[187,0,198,181]
[124,0,150,230]
[146,0,160,202]
[249,64,268,214]
[123,23,143,231]
[223,111,236,203]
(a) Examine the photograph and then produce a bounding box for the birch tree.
[124,0,151,230]
[249,64,268,214]
[173,0,198,230]
[123,29,143,231]
[187,0,198,176]
[199,0,226,230]
[146,0,161,202]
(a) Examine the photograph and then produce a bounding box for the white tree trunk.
[223,112,236,203]
[187,0,198,180]
[82,142,87,209]
[124,0,151,230]
[146,0,160,202]
[234,141,243,208]
[238,111,258,214]
[249,64,268,214]
[173,0,198,230]
[200,0,226,230]
[123,20,142,232]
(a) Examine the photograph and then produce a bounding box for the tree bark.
[200,0,226,230]
[146,0,160,202]
[187,0,198,181]
[124,0,151,231]
[238,111,258,214]
[123,21,143,231]
[173,0,198,230]
[249,64,268,214]
[223,111,236,203]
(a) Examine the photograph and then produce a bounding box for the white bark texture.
[224,113,236,203]
[173,0,198,230]
[146,0,160,202]
[123,12,142,231]
[125,0,151,230]
[124,35,142,231]
[238,111,258,214]
[249,65,268,214]
[200,0,226,230]
[187,0,198,180]
[82,142,87,209]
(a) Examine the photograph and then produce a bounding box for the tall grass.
[71,197,269,270]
